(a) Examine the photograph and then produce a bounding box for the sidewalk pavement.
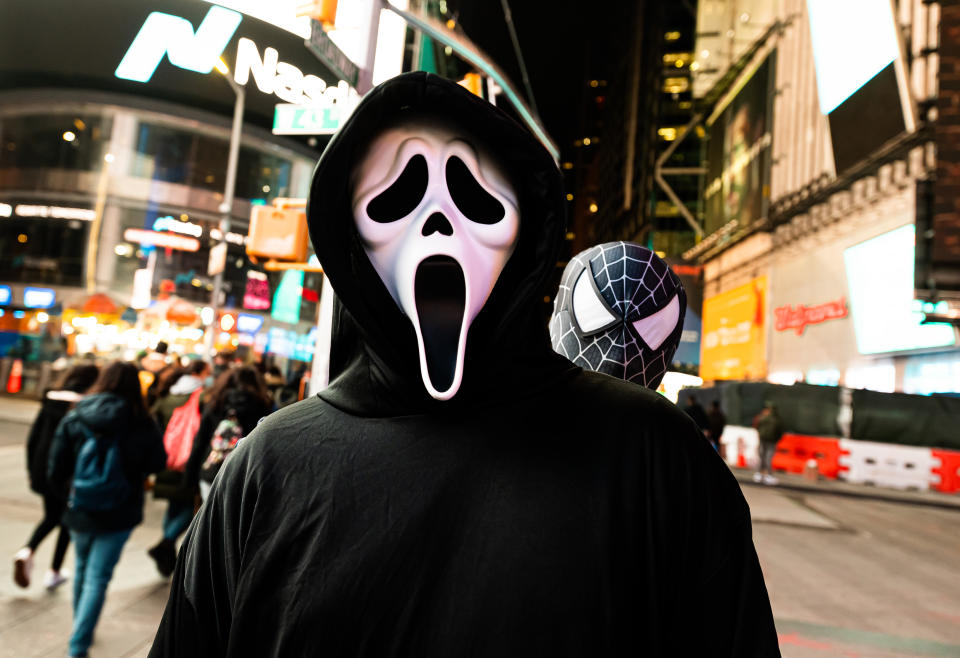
[733,467,960,511]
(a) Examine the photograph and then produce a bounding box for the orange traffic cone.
[6,358,22,393]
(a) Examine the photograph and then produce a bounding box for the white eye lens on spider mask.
[352,123,520,400]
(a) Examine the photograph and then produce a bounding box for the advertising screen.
[703,54,774,237]
[23,287,56,309]
[700,277,768,381]
[806,0,911,174]
[243,271,271,310]
[271,268,303,324]
[843,224,956,354]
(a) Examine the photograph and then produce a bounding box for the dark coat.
[150,72,779,658]
[26,390,80,495]
[47,392,167,533]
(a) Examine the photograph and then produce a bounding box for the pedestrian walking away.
[13,363,99,591]
[147,360,210,577]
[47,360,167,658]
[183,365,272,502]
[754,401,785,485]
[683,394,710,437]
[707,399,727,453]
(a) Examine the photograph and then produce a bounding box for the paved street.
[1,399,959,657]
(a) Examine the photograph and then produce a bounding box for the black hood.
[307,72,573,415]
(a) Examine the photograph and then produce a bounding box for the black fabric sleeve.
[656,400,780,656]
[687,516,780,656]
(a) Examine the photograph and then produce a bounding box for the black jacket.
[183,389,271,486]
[151,72,779,657]
[26,390,80,495]
[47,392,167,533]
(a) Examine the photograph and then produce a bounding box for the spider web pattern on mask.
[549,242,673,388]
[590,241,673,321]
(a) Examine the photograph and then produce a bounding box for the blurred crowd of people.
[11,343,298,658]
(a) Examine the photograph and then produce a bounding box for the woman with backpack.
[185,365,272,501]
[146,360,209,577]
[13,363,99,591]
[47,360,167,658]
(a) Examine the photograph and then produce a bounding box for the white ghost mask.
[351,122,520,401]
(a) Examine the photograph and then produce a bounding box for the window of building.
[0,216,88,286]
[133,122,293,201]
[0,114,112,172]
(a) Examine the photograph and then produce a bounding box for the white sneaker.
[44,569,70,591]
[13,548,33,588]
[752,472,764,483]
[763,474,779,486]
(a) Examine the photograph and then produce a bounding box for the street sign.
[272,103,354,135]
[306,20,359,87]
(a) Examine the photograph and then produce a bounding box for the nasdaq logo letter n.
[115,6,242,83]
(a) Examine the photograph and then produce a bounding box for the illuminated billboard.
[700,277,768,381]
[806,0,913,174]
[843,224,956,354]
[703,54,774,237]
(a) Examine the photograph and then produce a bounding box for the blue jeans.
[69,529,132,657]
[162,500,194,541]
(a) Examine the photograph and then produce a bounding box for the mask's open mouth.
[414,255,466,396]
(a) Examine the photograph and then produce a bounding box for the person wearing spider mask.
[150,72,778,657]
[550,242,687,390]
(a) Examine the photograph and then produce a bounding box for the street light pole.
[204,69,245,361]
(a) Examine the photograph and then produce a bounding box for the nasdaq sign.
[115,6,356,108]
[115,6,242,83]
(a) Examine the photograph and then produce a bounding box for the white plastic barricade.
[720,425,760,469]
[838,439,939,490]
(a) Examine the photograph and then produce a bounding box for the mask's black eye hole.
[445,156,505,224]
[366,154,428,223]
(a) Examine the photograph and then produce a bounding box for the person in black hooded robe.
[149,72,779,657]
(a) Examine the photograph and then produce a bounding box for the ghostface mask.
[352,121,520,400]
[550,242,686,389]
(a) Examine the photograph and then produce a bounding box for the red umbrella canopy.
[82,293,119,315]
[166,299,199,325]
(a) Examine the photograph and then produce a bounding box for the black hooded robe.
[150,73,779,657]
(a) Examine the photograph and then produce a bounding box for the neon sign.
[115,6,242,83]
[115,7,357,107]
[123,228,200,252]
[774,298,848,335]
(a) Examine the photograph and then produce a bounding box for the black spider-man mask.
[550,242,686,389]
